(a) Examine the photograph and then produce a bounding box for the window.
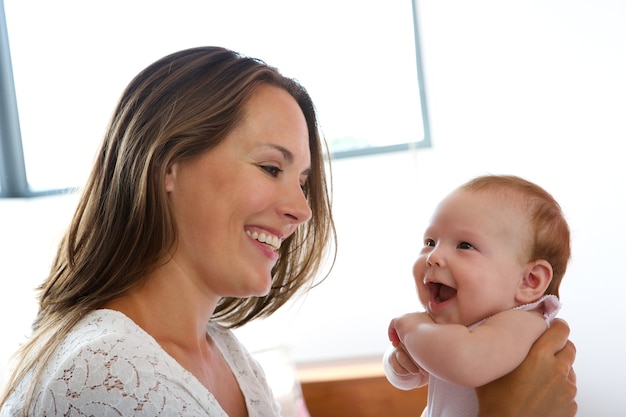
[0,0,429,198]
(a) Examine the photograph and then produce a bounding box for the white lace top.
[1,309,281,416]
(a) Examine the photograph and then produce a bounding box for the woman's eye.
[458,242,475,250]
[261,165,282,177]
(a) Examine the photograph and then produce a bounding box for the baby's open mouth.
[427,282,457,304]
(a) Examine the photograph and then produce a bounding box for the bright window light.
[2,0,428,194]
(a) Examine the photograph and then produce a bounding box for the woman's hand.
[475,318,577,417]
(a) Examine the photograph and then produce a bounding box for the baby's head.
[414,174,570,325]
[459,175,570,297]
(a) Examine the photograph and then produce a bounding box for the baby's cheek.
[415,283,430,309]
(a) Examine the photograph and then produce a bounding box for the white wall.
[2,1,625,415]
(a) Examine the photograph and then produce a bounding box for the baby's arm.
[476,319,577,417]
[391,310,548,387]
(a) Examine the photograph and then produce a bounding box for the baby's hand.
[388,326,401,347]
[384,343,429,390]
[389,344,425,377]
[390,311,434,342]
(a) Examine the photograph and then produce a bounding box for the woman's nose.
[280,183,312,225]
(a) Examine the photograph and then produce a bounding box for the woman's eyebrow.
[260,143,294,163]
[259,143,311,176]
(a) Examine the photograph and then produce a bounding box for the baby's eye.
[424,238,435,247]
[458,242,475,250]
[261,165,282,177]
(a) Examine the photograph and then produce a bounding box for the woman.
[0,47,576,416]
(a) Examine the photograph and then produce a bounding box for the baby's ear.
[516,260,553,304]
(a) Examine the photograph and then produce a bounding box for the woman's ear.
[516,259,553,304]
[164,163,178,193]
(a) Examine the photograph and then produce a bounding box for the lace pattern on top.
[1,309,281,417]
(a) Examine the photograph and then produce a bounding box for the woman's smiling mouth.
[246,230,281,251]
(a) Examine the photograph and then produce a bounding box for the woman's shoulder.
[26,309,217,416]
[43,309,159,368]
[40,308,170,387]
[61,308,156,349]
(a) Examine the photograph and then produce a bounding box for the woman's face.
[165,84,312,299]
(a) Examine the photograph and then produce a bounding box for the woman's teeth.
[246,230,281,250]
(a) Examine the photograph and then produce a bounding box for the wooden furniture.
[297,356,427,417]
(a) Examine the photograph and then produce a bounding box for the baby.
[384,174,570,417]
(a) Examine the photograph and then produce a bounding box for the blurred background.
[1,1,625,415]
